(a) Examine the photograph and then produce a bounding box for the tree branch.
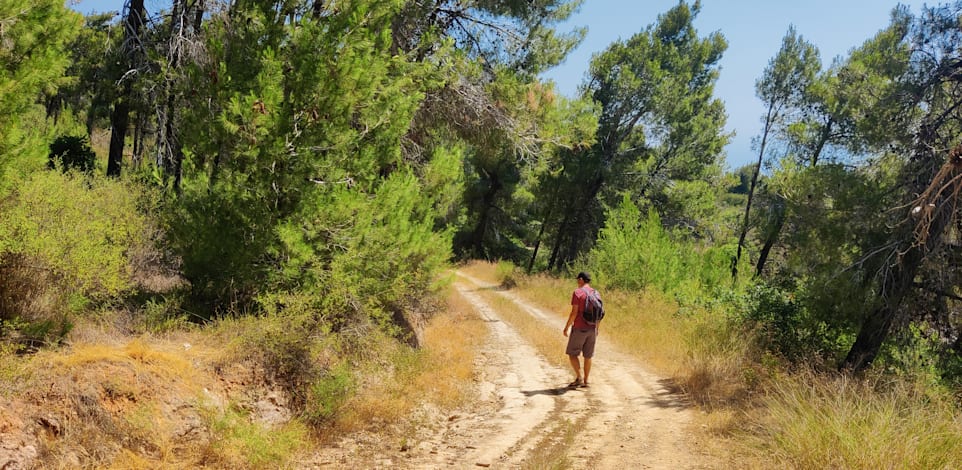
[912,281,962,302]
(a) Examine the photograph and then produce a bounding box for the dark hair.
[576,272,591,282]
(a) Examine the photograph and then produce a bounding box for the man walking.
[563,272,599,388]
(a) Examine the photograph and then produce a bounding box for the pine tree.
[546,0,729,269]
[0,0,81,180]
[170,0,456,329]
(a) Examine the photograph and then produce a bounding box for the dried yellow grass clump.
[751,372,962,469]
[334,288,487,432]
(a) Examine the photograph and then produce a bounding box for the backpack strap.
[578,286,598,327]
[578,286,592,313]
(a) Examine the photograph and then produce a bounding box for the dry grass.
[748,371,962,469]
[521,418,576,470]
[7,333,311,469]
[56,339,196,383]
[417,290,488,407]
[334,288,487,432]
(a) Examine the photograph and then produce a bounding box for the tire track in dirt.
[307,273,712,468]
[456,272,711,469]
[441,281,573,466]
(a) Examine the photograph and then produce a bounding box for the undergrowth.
[750,371,962,469]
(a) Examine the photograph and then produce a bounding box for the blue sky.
[74,0,925,168]
[541,0,927,168]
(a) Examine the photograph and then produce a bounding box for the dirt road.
[311,272,714,468]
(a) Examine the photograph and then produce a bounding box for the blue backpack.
[581,287,604,325]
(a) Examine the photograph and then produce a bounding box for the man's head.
[576,271,591,286]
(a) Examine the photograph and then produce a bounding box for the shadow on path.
[521,386,580,397]
[641,378,693,410]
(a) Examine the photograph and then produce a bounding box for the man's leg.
[583,358,591,385]
[568,354,581,382]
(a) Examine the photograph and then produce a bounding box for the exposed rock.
[37,415,62,436]
[0,403,39,470]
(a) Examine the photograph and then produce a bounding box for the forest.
[1,0,961,467]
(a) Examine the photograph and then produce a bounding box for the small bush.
[0,171,150,298]
[202,403,308,469]
[738,282,851,364]
[878,323,959,387]
[142,295,191,333]
[303,363,354,425]
[48,135,96,173]
[0,334,29,384]
[0,170,152,344]
[227,296,329,402]
[495,260,520,288]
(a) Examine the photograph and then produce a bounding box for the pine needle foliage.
[586,195,742,302]
[170,0,456,330]
[0,0,81,181]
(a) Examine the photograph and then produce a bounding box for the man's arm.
[563,304,578,337]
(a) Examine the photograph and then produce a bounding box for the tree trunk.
[45,95,62,125]
[107,0,146,178]
[732,102,775,281]
[810,118,833,167]
[755,119,831,278]
[841,159,961,371]
[209,152,222,194]
[131,111,143,169]
[841,246,924,371]
[553,175,605,270]
[192,0,205,33]
[528,171,568,273]
[470,169,501,259]
[86,108,96,138]
[107,98,130,177]
[163,0,187,193]
[547,210,571,271]
[754,197,785,278]
[527,211,550,273]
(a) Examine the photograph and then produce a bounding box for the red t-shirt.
[571,286,596,329]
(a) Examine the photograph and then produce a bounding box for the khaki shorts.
[566,328,597,358]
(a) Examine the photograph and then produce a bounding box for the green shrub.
[741,284,805,359]
[0,170,151,342]
[878,323,962,387]
[495,260,519,288]
[203,403,308,469]
[274,171,453,333]
[163,189,271,316]
[142,295,191,333]
[48,135,96,173]
[303,363,355,425]
[231,296,328,391]
[0,0,81,182]
[738,282,850,363]
[586,195,743,302]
